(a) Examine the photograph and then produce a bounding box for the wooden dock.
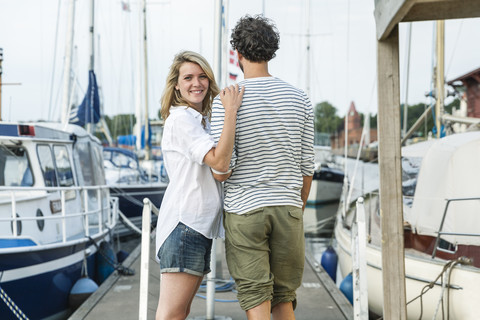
[69,237,352,320]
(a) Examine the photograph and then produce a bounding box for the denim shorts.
[158,222,212,276]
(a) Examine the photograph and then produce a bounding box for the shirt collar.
[171,106,204,122]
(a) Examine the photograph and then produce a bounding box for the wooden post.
[376,25,407,320]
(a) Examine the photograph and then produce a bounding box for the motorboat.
[307,146,344,206]
[103,147,167,236]
[0,122,118,319]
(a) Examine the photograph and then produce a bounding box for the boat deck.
[69,237,352,320]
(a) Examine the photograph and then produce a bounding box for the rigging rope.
[0,285,29,320]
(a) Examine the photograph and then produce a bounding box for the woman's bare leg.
[156,273,203,320]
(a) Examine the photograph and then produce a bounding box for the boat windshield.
[104,150,138,169]
[401,156,422,207]
[0,145,33,187]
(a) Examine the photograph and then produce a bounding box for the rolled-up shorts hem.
[240,297,297,312]
[272,297,297,310]
[160,267,209,277]
[240,294,273,311]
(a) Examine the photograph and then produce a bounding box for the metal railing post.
[352,197,368,319]
[139,198,153,320]
[61,190,67,243]
[84,189,90,237]
[206,238,217,319]
[97,188,102,233]
[11,191,17,236]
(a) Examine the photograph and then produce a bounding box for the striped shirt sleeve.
[301,93,315,176]
[211,96,237,169]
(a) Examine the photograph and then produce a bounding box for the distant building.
[447,67,480,119]
[330,101,377,150]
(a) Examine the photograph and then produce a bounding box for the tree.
[314,101,342,133]
[400,98,460,138]
[104,114,137,140]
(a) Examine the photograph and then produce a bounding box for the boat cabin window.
[74,141,95,186]
[401,156,422,207]
[53,145,74,187]
[37,145,57,187]
[74,141,105,186]
[92,145,106,185]
[0,145,33,187]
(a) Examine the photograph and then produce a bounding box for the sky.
[1,0,480,124]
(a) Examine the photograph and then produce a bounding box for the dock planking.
[69,237,352,320]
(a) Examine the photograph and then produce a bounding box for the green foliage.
[104,114,137,140]
[314,101,342,133]
[400,98,460,137]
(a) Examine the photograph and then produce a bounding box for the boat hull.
[307,166,344,205]
[335,216,480,319]
[0,234,107,320]
[110,184,165,236]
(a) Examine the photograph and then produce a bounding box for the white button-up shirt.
[155,106,224,258]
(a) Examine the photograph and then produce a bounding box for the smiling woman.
[154,50,244,320]
[175,62,210,112]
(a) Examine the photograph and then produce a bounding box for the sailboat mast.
[305,0,311,97]
[206,4,223,319]
[0,48,3,121]
[86,0,95,134]
[135,3,142,151]
[142,0,151,160]
[213,0,222,86]
[89,0,95,71]
[61,0,76,125]
[435,20,445,138]
[402,23,412,136]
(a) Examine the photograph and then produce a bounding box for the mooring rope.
[0,285,30,320]
[406,256,471,320]
[374,256,472,320]
[118,210,142,235]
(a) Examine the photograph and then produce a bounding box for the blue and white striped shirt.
[211,76,315,214]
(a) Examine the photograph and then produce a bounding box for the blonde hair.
[160,51,219,121]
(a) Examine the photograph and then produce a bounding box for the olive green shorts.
[224,206,305,311]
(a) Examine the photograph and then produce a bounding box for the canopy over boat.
[402,131,480,246]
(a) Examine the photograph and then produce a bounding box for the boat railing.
[138,197,159,320]
[0,185,118,244]
[432,196,480,259]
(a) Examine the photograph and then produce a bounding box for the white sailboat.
[102,0,168,236]
[334,20,480,319]
[335,130,480,319]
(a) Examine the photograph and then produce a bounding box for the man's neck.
[243,61,271,79]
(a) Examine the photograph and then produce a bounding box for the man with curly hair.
[211,15,314,319]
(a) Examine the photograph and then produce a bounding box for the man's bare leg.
[272,301,295,320]
[246,300,271,320]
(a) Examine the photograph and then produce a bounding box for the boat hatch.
[0,124,36,137]
[0,238,37,248]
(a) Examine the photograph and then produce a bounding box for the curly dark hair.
[230,15,280,63]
